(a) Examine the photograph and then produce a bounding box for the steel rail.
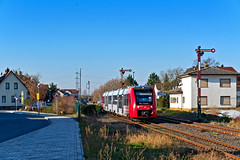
[150,122,240,150]
[158,116,240,134]
[108,114,240,160]
[156,117,240,137]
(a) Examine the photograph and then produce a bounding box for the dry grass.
[98,125,109,139]
[228,117,240,129]
[80,116,233,160]
[211,116,240,129]
[126,132,173,149]
[191,151,228,160]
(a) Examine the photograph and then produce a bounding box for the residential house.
[0,68,29,110]
[168,66,239,111]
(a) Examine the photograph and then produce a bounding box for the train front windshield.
[134,89,153,105]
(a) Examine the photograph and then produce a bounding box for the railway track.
[108,114,240,160]
[157,116,240,137]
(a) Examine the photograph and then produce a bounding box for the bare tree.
[192,57,220,67]
[92,78,122,102]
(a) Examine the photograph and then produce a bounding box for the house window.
[220,96,231,105]
[201,79,208,88]
[220,79,231,87]
[170,97,177,103]
[182,97,185,103]
[6,83,10,89]
[11,96,15,103]
[2,96,6,103]
[201,96,208,105]
[14,83,18,89]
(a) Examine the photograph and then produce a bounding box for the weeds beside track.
[109,114,240,160]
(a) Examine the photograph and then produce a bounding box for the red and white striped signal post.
[195,46,215,120]
[120,68,132,88]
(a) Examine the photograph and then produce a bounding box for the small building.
[0,68,29,110]
[169,67,239,111]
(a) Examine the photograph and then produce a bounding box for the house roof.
[218,67,238,73]
[165,88,183,94]
[179,67,239,78]
[0,69,29,91]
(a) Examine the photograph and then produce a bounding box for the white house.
[169,67,239,111]
[0,68,29,110]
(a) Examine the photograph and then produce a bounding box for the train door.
[123,94,129,116]
[105,95,108,110]
[118,94,123,115]
[113,95,117,113]
[108,95,112,112]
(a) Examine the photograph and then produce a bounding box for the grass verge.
[78,115,225,160]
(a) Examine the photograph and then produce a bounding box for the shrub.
[24,98,34,110]
[81,104,102,115]
[157,95,169,110]
[42,106,54,114]
[53,96,76,114]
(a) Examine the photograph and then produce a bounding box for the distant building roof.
[61,89,79,94]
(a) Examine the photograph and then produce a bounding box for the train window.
[134,89,153,105]
[113,95,117,105]
[108,96,112,104]
[129,94,131,104]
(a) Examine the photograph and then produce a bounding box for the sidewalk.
[0,111,84,160]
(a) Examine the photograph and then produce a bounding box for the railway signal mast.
[120,68,132,88]
[195,46,215,120]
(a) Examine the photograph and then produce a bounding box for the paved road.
[0,112,49,143]
[0,111,84,160]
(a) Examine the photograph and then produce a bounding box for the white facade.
[170,74,237,110]
[0,72,29,109]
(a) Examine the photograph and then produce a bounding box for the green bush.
[82,104,102,115]
[42,106,54,113]
[157,94,169,110]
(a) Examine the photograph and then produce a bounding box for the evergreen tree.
[124,74,138,87]
[163,73,171,91]
[147,72,160,85]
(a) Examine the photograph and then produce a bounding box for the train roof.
[102,86,154,96]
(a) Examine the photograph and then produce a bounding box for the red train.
[102,86,157,119]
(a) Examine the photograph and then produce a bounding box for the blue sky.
[0,0,240,93]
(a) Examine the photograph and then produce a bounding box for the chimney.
[19,71,22,76]
[5,68,10,73]
[204,64,209,68]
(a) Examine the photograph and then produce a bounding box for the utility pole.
[87,81,90,100]
[75,70,80,97]
[119,68,132,88]
[78,68,81,121]
[195,46,215,121]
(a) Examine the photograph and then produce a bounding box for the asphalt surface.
[0,112,49,143]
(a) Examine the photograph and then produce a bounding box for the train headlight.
[137,106,140,109]
[150,106,153,109]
